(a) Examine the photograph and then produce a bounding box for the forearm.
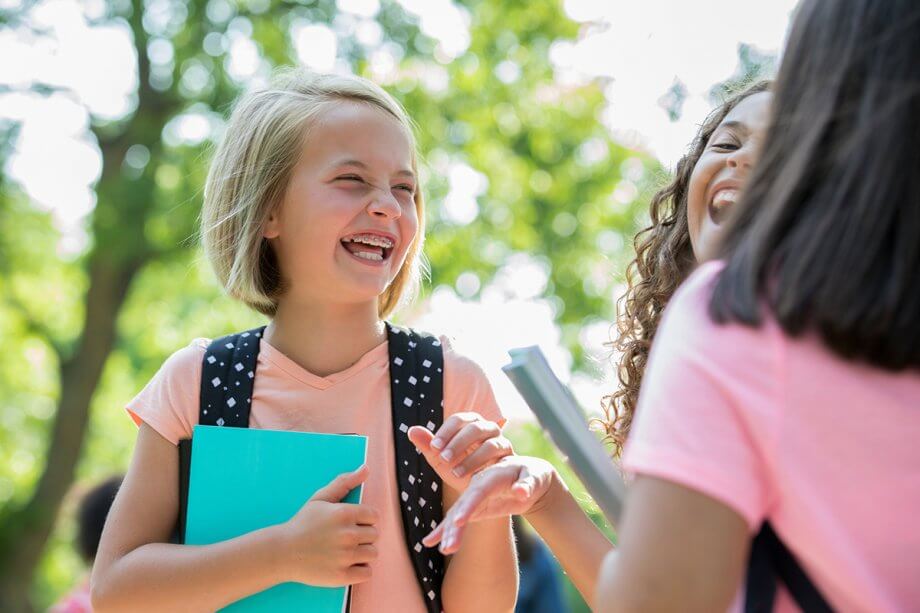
[91,524,289,613]
[441,493,517,612]
[525,473,614,607]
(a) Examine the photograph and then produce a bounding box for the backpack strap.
[177,327,265,543]
[386,322,446,613]
[198,327,266,427]
[745,522,834,612]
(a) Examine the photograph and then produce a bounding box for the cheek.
[398,205,420,254]
[685,156,717,243]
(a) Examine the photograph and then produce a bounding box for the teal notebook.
[185,425,368,612]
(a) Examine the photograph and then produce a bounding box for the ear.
[262,208,281,239]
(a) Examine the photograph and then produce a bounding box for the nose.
[367,187,402,220]
[727,142,757,170]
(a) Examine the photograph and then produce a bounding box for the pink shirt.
[128,334,504,613]
[50,578,92,613]
[623,261,920,612]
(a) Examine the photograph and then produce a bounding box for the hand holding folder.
[278,464,378,587]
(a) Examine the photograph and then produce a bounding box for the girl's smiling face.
[263,101,419,310]
[686,91,772,258]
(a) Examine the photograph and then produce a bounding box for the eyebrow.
[716,120,751,135]
[334,159,416,180]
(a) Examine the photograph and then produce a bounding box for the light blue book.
[184,425,368,612]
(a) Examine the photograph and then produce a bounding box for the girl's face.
[263,101,419,310]
[686,91,772,259]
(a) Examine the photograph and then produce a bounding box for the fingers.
[348,525,378,545]
[351,504,379,526]
[343,564,373,584]
[352,544,378,564]
[447,473,506,526]
[422,520,446,547]
[438,515,469,555]
[450,436,513,479]
[429,413,478,452]
[311,465,369,503]
[408,426,445,477]
[423,510,467,554]
[436,417,501,465]
[407,425,435,454]
[511,473,538,500]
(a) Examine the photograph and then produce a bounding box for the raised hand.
[421,455,557,555]
[407,412,513,492]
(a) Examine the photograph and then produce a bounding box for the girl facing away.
[90,69,518,613]
[425,0,920,610]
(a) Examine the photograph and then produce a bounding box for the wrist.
[523,467,566,518]
[260,522,295,584]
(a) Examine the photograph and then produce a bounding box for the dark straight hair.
[710,0,920,370]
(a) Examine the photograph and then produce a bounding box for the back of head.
[711,0,920,370]
[201,69,424,319]
[77,475,123,563]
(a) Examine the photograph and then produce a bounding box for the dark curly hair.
[600,80,772,458]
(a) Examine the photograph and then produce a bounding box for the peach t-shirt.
[623,261,920,612]
[127,334,504,613]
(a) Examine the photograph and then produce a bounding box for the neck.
[265,298,386,378]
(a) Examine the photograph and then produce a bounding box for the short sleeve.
[622,262,780,530]
[441,336,506,428]
[126,339,209,445]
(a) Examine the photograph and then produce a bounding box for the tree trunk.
[0,254,142,612]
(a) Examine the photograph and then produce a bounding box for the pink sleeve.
[441,336,506,428]
[126,339,208,445]
[622,263,780,531]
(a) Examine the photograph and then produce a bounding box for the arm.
[441,485,518,612]
[420,454,614,608]
[595,476,749,613]
[523,470,613,606]
[408,417,518,612]
[92,424,378,613]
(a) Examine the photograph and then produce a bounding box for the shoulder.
[661,260,723,330]
[127,338,212,445]
[657,261,780,364]
[431,333,504,422]
[436,335,490,386]
[395,326,489,384]
[159,338,210,377]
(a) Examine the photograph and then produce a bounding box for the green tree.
[0,0,655,609]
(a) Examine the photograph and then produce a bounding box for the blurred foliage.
[0,0,656,608]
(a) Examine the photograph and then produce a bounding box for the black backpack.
[177,323,446,613]
[745,523,834,612]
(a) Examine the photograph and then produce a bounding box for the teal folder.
[184,425,368,612]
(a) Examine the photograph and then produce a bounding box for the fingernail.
[440,450,453,462]
[431,438,444,450]
[452,466,465,478]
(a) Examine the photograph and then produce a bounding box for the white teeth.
[712,189,738,207]
[343,234,394,249]
[352,251,383,262]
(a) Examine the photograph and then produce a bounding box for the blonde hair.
[201,68,425,318]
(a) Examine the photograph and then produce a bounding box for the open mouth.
[708,188,739,225]
[340,233,395,264]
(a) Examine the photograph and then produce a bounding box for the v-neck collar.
[258,337,389,390]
